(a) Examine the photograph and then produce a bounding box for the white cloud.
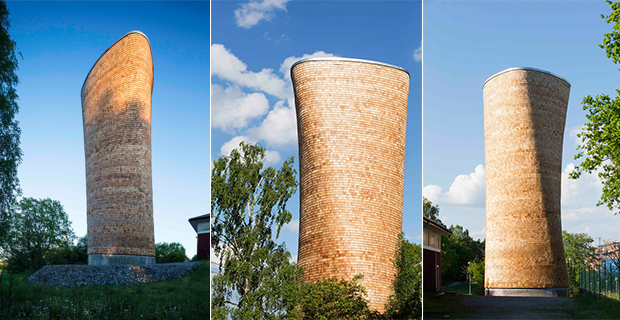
[220,135,282,166]
[235,0,290,29]
[422,184,442,203]
[211,44,291,100]
[423,165,486,207]
[247,101,298,148]
[280,51,337,81]
[211,84,270,133]
[445,165,486,206]
[285,219,299,233]
[561,162,602,208]
[413,41,422,62]
[569,125,583,146]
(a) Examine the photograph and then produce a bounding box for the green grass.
[565,293,620,319]
[0,261,209,320]
[442,281,479,295]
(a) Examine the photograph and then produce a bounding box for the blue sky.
[423,1,619,244]
[211,0,422,261]
[7,1,208,258]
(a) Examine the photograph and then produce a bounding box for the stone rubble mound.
[28,262,198,287]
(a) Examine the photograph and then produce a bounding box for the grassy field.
[0,261,209,320]
[565,294,620,319]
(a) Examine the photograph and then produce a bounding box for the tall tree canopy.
[423,197,444,226]
[0,0,23,248]
[570,0,620,215]
[4,198,75,272]
[211,142,300,319]
[562,231,595,296]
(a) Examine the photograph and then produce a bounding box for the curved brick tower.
[291,57,409,311]
[483,67,570,297]
[81,31,155,265]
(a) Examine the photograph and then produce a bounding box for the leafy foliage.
[0,0,23,249]
[3,198,75,273]
[441,225,485,283]
[423,197,444,226]
[384,235,422,319]
[469,260,485,295]
[45,234,88,265]
[211,142,300,319]
[155,242,188,263]
[562,231,596,296]
[300,274,371,320]
[570,0,620,215]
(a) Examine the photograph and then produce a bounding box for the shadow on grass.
[0,261,209,320]
[564,293,620,319]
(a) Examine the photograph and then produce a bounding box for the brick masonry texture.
[81,32,155,258]
[291,59,409,312]
[483,68,570,290]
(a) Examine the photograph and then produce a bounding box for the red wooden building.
[189,214,209,260]
[423,216,452,293]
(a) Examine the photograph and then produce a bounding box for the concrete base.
[88,254,155,265]
[485,288,569,297]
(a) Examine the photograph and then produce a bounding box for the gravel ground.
[28,262,199,287]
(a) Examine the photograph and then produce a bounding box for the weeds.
[0,261,209,320]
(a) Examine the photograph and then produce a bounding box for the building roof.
[188,214,209,233]
[423,216,452,236]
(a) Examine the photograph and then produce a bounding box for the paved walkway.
[425,295,579,319]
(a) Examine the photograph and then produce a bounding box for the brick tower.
[81,31,155,265]
[291,57,409,311]
[483,67,570,297]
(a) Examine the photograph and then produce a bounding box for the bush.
[300,274,372,319]
[155,242,188,263]
[470,260,485,296]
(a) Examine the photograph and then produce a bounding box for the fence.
[579,265,620,299]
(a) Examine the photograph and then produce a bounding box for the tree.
[384,235,422,320]
[562,231,595,296]
[423,197,444,226]
[4,198,75,273]
[211,142,300,319]
[0,0,23,249]
[45,234,87,265]
[570,0,620,215]
[441,225,484,283]
[469,260,485,295]
[300,274,371,320]
[155,242,188,263]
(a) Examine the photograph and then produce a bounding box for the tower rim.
[81,30,154,94]
[291,57,410,78]
[483,67,570,89]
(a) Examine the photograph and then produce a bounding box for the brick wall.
[291,58,409,312]
[81,32,155,257]
[483,68,570,290]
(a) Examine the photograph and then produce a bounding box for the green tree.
[300,274,371,320]
[469,260,485,295]
[385,234,422,319]
[4,198,75,272]
[423,197,444,226]
[155,242,188,263]
[0,0,23,249]
[570,0,620,215]
[211,142,300,319]
[45,234,87,265]
[562,231,595,296]
[441,225,484,283]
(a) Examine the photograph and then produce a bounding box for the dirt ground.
[424,294,583,319]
